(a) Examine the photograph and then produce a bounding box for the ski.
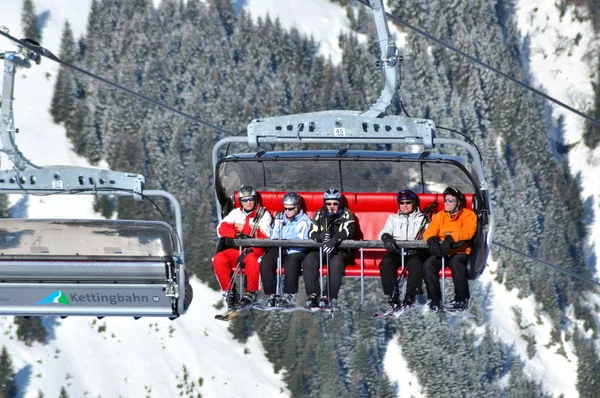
[253,305,312,313]
[373,309,395,318]
[373,304,421,319]
[214,301,264,321]
[305,306,341,313]
[214,308,241,321]
[444,309,476,318]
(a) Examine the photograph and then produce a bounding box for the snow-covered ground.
[0,0,597,396]
[516,0,600,266]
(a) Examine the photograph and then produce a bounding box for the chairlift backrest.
[234,190,475,243]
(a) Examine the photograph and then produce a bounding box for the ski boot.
[305,293,319,308]
[266,294,278,308]
[318,296,329,308]
[224,289,239,310]
[428,300,442,313]
[239,291,257,309]
[280,293,295,307]
[400,294,416,310]
[446,298,469,312]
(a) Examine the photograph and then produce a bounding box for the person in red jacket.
[422,187,477,312]
[212,185,272,309]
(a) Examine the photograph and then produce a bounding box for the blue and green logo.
[38,291,71,306]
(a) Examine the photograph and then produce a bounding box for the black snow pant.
[260,249,306,295]
[302,250,353,299]
[422,253,470,302]
[379,250,428,297]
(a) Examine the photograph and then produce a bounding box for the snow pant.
[422,253,470,302]
[379,250,428,297]
[302,250,353,299]
[260,249,306,295]
[212,247,265,292]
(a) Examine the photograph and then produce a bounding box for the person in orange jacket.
[422,187,477,312]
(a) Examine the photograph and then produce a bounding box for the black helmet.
[397,189,420,209]
[443,187,465,209]
[323,188,342,202]
[238,185,257,199]
[282,192,301,210]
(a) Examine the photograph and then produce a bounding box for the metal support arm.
[362,0,401,118]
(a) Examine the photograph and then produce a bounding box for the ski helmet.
[397,189,420,209]
[238,185,257,199]
[282,192,302,210]
[323,188,342,202]
[443,186,465,209]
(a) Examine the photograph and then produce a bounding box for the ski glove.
[440,235,455,257]
[311,231,324,242]
[323,232,332,242]
[427,236,441,257]
[236,232,251,239]
[322,238,337,254]
[381,233,399,252]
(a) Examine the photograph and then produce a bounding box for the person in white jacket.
[378,190,429,310]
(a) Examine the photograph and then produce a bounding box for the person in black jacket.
[302,188,355,309]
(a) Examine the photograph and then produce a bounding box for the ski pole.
[319,246,324,297]
[398,247,407,299]
[276,246,283,298]
[389,247,407,306]
[223,247,244,308]
[441,256,446,307]
[360,247,364,309]
[326,250,332,314]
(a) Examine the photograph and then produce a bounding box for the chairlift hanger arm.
[0,50,22,170]
[362,0,401,118]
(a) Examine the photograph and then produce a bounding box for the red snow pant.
[212,247,264,292]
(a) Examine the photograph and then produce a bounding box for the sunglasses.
[240,198,255,203]
[284,207,296,211]
[399,201,413,205]
[444,198,456,203]
[325,202,339,206]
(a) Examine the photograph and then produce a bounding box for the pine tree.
[58,386,68,398]
[50,22,77,124]
[0,195,10,219]
[14,317,47,346]
[583,68,600,148]
[0,346,17,398]
[21,0,41,42]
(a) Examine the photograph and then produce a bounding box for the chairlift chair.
[0,31,192,318]
[211,0,494,306]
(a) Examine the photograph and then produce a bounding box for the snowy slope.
[516,0,600,269]
[245,0,351,64]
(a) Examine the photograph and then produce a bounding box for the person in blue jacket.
[260,192,312,307]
